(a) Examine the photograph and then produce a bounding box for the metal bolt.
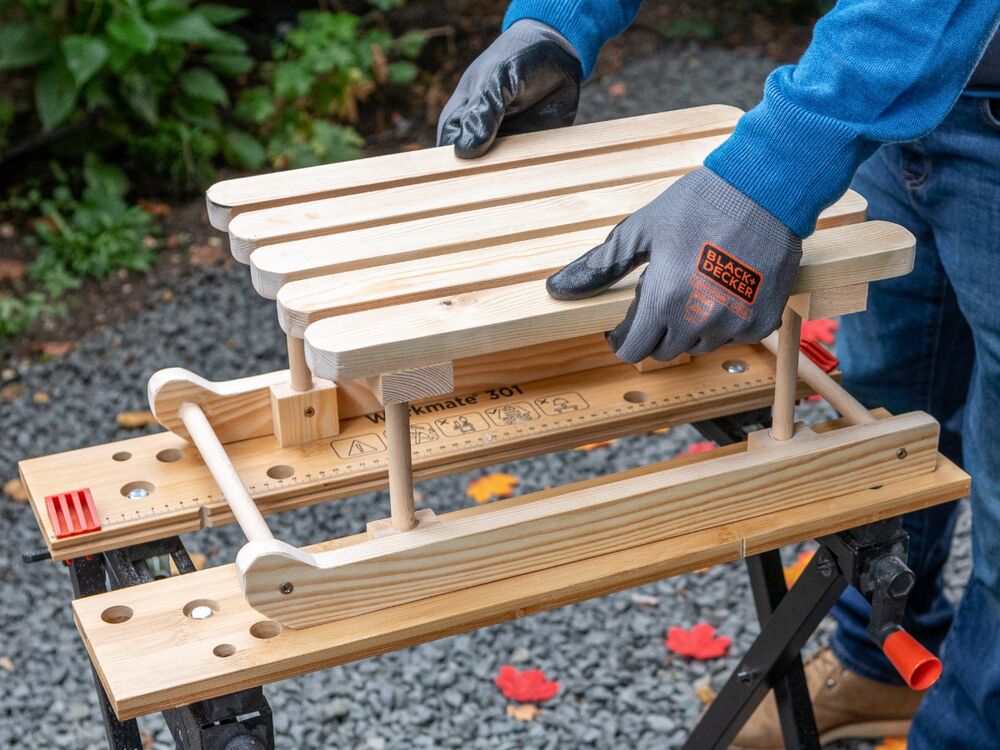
[817,555,835,577]
[896,448,908,459]
[737,670,755,685]
[303,406,316,418]
[279,582,294,595]
[189,605,213,620]
[127,487,150,500]
[723,360,748,374]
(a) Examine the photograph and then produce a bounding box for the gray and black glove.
[547,168,803,363]
[437,19,582,158]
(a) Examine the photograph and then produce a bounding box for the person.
[436,2,1000,748]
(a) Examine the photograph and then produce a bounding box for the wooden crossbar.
[238,412,938,628]
[207,105,742,230]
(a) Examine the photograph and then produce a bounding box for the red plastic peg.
[799,337,839,373]
[45,488,101,539]
[882,629,942,691]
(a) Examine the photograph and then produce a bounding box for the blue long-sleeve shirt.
[503,1,1000,237]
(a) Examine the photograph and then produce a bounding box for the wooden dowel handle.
[770,307,802,441]
[178,402,274,542]
[762,331,876,427]
[384,401,417,532]
[287,334,313,392]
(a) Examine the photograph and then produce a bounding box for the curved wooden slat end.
[148,368,290,443]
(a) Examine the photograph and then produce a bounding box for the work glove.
[437,19,582,158]
[546,168,802,363]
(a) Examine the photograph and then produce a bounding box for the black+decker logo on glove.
[696,243,762,305]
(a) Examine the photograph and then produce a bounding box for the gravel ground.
[0,43,971,750]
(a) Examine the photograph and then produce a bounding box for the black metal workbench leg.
[682,548,847,750]
[746,550,822,750]
[67,555,145,750]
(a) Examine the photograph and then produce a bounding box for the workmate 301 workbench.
[18,105,968,750]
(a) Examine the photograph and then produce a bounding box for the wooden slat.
[279,217,905,338]
[206,105,743,230]
[250,183,866,297]
[303,218,909,382]
[25,345,792,559]
[72,429,967,719]
[248,178,671,286]
[227,135,728,258]
[239,412,939,627]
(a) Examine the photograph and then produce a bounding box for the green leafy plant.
[0,0,253,191]
[27,156,159,295]
[0,290,60,337]
[234,10,426,169]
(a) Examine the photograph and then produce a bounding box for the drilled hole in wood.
[101,606,133,624]
[183,599,219,619]
[112,451,132,462]
[250,620,282,639]
[213,644,236,658]
[267,465,294,480]
[120,480,155,499]
[156,448,184,463]
[623,391,648,404]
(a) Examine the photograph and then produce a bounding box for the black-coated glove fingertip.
[545,265,591,301]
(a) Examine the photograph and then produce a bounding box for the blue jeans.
[828,96,1000,748]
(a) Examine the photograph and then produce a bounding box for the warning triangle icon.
[347,439,379,456]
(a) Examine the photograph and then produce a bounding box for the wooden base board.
[71,433,968,720]
[237,413,939,628]
[24,345,798,560]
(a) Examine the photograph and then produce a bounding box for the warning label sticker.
[331,433,387,460]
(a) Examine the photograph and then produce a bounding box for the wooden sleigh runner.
[18,106,969,742]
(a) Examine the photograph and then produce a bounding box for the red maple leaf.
[800,318,839,345]
[665,623,732,660]
[494,665,560,703]
[679,441,716,457]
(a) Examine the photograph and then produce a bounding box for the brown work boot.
[730,646,924,749]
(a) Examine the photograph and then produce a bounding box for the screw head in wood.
[897,448,908,460]
[722,359,748,374]
[303,406,316,418]
[279,582,294,595]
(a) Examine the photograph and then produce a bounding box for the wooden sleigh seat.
[18,105,970,722]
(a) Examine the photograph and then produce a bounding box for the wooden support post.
[287,334,313,392]
[384,401,417,532]
[771,306,802,441]
[364,363,453,536]
[761,333,875,427]
[177,402,273,542]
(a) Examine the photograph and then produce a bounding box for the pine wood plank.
[303,219,910,382]
[238,412,939,627]
[227,135,728,258]
[24,345,792,560]
[247,179,866,293]
[278,218,907,337]
[71,429,967,719]
[206,105,743,230]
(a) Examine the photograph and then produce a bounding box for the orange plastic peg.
[882,629,942,690]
